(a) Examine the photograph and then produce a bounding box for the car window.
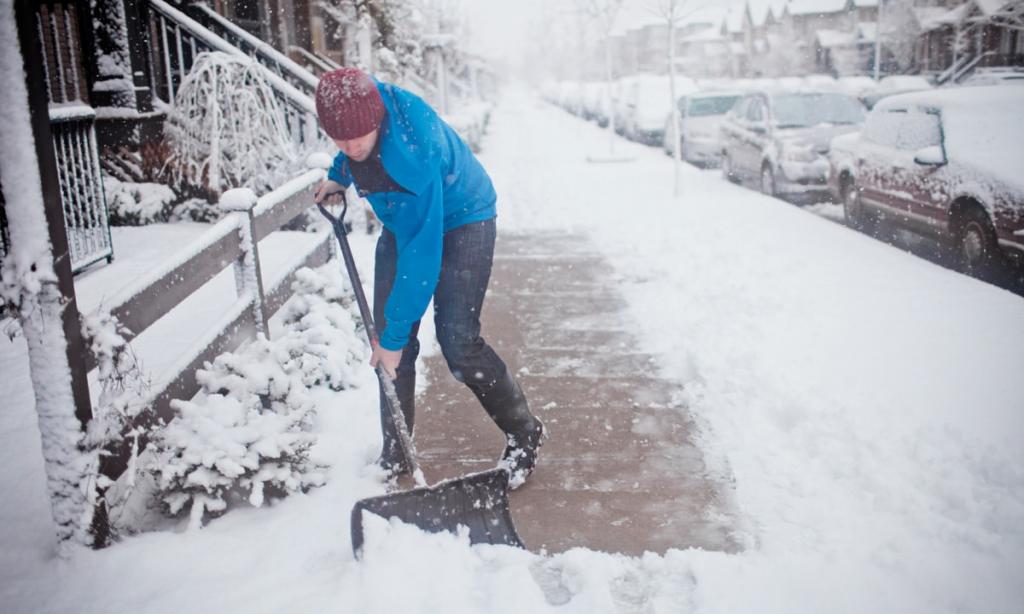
[731,97,750,120]
[747,100,764,123]
[772,93,865,128]
[863,109,904,148]
[687,95,741,117]
[896,109,942,151]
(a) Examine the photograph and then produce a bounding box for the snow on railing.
[145,0,320,147]
[48,104,113,272]
[188,2,319,95]
[86,161,333,481]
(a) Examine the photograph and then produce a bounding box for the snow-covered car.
[580,81,611,126]
[836,75,878,99]
[617,74,696,145]
[836,86,1024,275]
[662,90,743,166]
[959,68,1024,87]
[861,75,933,109]
[719,90,866,200]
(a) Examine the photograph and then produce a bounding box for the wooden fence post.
[220,188,270,339]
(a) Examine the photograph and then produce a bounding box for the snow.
[0,0,93,550]
[877,86,1024,193]
[2,82,1024,612]
[787,0,849,16]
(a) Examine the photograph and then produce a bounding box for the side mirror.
[913,145,946,166]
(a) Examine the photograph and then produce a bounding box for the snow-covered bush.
[144,264,367,528]
[165,52,298,201]
[103,177,177,225]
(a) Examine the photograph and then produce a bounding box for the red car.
[830,86,1024,276]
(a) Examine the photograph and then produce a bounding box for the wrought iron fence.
[49,106,113,272]
[35,1,113,273]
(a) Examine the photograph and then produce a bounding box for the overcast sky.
[459,0,746,65]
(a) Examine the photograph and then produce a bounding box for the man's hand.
[370,342,403,380]
[314,179,345,205]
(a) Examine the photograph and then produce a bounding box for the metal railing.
[187,2,319,96]
[145,0,322,148]
[288,45,338,78]
[49,105,113,272]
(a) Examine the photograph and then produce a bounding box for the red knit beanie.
[315,68,386,140]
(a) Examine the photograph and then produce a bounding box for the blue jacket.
[328,81,497,350]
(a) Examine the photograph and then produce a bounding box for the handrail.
[288,45,336,76]
[147,0,316,116]
[187,2,319,95]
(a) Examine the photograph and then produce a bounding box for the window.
[863,109,905,148]
[771,93,865,128]
[896,109,942,151]
[687,95,741,117]
[747,99,765,123]
[731,97,750,120]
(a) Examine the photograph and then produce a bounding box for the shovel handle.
[317,198,423,481]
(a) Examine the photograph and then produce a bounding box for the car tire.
[722,152,738,183]
[956,205,1002,279]
[842,179,876,234]
[760,164,776,197]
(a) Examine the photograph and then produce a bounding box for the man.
[313,68,545,489]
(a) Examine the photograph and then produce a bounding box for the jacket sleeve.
[378,178,444,350]
[327,152,352,187]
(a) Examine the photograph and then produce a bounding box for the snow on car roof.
[877,86,1024,193]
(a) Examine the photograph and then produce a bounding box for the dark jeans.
[374,218,511,453]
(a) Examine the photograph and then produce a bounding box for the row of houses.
[601,0,1022,82]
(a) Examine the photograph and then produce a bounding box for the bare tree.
[645,0,707,196]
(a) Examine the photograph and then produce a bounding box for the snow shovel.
[315,199,525,558]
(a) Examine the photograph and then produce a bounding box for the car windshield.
[685,95,740,117]
[771,93,865,128]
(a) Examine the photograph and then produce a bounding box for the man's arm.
[378,179,444,351]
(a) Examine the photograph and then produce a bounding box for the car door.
[891,107,949,232]
[744,97,770,173]
[856,107,905,214]
[721,97,750,174]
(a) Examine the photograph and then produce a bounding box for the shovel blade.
[351,468,525,557]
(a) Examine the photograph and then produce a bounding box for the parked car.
[831,86,1024,275]
[720,89,866,200]
[662,90,743,166]
[862,75,932,109]
[959,67,1024,87]
[617,74,696,144]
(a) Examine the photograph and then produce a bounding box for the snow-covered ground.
[2,86,1023,613]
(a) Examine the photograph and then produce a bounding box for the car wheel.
[956,206,1002,279]
[760,164,776,197]
[842,179,876,234]
[722,152,738,183]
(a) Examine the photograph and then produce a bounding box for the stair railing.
[145,0,322,148]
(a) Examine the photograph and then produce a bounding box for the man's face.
[334,129,378,162]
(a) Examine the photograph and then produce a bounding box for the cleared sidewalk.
[405,230,741,556]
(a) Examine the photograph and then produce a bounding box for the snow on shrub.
[164,52,298,202]
[103,176,178,225]
[145,264,366,529]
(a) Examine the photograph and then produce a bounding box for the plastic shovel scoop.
[316,200,525,558]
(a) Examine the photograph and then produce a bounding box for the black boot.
[472,370,546,490]
[377,372,415,479]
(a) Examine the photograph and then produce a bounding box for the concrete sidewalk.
[407,230,740,556]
